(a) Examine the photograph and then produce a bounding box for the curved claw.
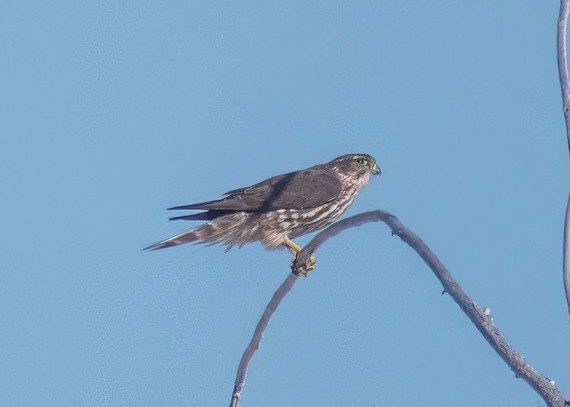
[291,254,316,277]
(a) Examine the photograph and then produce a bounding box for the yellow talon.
[284,236,316,276]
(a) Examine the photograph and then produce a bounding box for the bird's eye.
[356,157,366,165]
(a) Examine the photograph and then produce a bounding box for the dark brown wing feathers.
[168,167,342,213]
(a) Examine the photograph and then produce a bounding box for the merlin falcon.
[144,153,380,275]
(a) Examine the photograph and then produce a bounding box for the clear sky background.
[1,1,568,406]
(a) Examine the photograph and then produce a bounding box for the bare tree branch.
[230,210,566,406]
[298,210,566,407]
[229,273,298,407]
[557,0,570,317]
[562,199,570,313]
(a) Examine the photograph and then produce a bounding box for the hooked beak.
[371,163,381,175]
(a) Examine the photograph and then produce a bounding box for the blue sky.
[1,1,568,406]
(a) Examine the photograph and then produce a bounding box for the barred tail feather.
[144,212,256,251]
[143,229,201,251]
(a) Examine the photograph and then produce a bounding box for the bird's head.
[329,154,381,184]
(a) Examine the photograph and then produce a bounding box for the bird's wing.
[168,168,342,212]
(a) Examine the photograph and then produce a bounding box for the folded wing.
[168,168,342,213]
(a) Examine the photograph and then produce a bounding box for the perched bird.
[144,153,380,274]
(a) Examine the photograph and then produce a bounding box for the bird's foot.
[291,254,316,277]
[283,236,316,276]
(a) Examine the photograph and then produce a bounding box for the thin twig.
[229,273,298,407]
[562,199,570,313]
[230,210,566,406]
[557,0,570,317]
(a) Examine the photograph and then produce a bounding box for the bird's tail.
[143,228,202,251]
[144,212,253,251]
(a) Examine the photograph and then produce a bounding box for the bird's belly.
[262,194,356,248]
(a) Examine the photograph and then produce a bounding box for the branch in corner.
[557,0,570,317]
[229,210,566,407]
